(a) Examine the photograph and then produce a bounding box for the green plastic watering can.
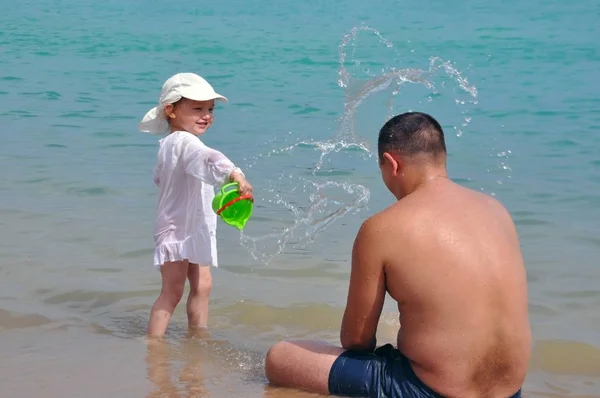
[212,182,254,230]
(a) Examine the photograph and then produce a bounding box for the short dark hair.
[377,112,446,162]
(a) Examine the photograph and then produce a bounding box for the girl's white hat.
[139,73,228,134]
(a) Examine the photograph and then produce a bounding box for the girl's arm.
[182,137,251,194]
[227,168,252,196]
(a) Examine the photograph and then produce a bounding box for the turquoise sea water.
[1,0,599,396]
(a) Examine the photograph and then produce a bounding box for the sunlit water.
[1,0,599,396]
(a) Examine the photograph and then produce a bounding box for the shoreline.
[1,315,599,397]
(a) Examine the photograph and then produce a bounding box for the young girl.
[139,72,252,338]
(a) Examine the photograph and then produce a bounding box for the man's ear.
[382,152,401,176]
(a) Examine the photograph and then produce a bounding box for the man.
[264,112,531,397]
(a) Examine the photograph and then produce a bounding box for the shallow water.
[1,0,600,396]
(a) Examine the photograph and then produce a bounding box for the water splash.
[240,24,480,265]
[240,179,370,265]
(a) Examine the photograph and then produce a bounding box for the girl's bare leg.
[186,263,212,329]
[147,260,189,337]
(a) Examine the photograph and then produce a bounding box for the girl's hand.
[230,171,253,197]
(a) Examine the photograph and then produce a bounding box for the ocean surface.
[1,0,600,396]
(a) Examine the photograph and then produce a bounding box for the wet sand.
[1,305,600,397]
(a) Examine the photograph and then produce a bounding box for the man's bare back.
[264,112,530,398]
[375,178,531,397]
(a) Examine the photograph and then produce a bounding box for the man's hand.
[230,171,253,197]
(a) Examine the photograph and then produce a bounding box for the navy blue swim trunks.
[328,344,522,398]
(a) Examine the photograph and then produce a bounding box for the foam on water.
[240,25,479,265]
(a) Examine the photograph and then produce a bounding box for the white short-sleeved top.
[152,131,242,269]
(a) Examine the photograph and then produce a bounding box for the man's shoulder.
[357,203,414,242]
[362,204,399,228]
[460,184,514,222]
[374,196,426,224]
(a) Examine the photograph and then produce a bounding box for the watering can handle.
[220,182,239,195]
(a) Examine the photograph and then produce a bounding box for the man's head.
[377,112,448,199]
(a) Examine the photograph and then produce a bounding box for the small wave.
[67,186,111,196]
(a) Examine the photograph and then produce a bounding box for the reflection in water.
[143,328,327,397]
[146,330,210,398]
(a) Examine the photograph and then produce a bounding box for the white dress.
[152,131,243,269]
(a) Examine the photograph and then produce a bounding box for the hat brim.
[139,106,170,135]
[180,86,228,103]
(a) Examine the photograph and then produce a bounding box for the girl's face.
[165,98,215,136]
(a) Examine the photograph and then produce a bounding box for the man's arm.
[340,218,387,352]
